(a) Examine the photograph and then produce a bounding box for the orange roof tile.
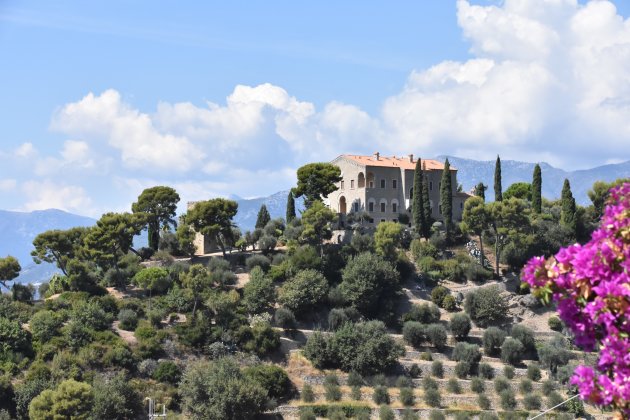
[339,154,455,171]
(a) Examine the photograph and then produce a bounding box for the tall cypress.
[422,173,433,238]
[494,155,503,202]
[286,190,296,222]
[412,158,425,236]
[255,204,271,229]
[561,179,577,237]
[532,164,542,214]
[440,158,453,234]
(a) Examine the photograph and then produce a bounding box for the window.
[429,181,433,191]
[353,202,359,212]
[380,219,386,223]
[409,188,413,199]
[439,204,442,214]
[369,181,374,188]
[368,202,374,212]
[380,202,386,212]
[439,182,441,191]
[340,180,344,190]
[380,179,386,188]
[350,180,355,189]
[392,219,398,222]
[393,180,398,189]
[392,202,398,213]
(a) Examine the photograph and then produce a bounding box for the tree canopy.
[0,256,21,291]
[255,204,271,229]
[494,155,503,202]
[294,163,341,207]
[440,158,453,234]
[132,186,180,251]
[31,227,90,275]
[503,182,532,201]
[186,198,238,256]
[532,164,542,213]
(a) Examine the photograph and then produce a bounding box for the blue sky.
[1,1,630,217]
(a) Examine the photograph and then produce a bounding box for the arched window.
[380,199,387,213]
[392,199,399,214]
[368,198,376,212]
[339,196,347,214]
[367,172,375,188]
[358,172,365,188]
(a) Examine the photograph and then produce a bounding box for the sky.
[1,0,630,217]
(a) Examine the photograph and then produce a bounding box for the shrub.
[501,337,525,365]
[542,379,556,394]
[328,308,349,330]
[455,361,471,379]
[409,363,421,378]
[402,321,425,347]
[547,391,565,409]
[471,377,485,393]
[431,286,449,307]
[396,376,413,388]
[371,374,387,387]
[351,385,362,400]
[411,240,439,260]
[324,382,341,402]
[420,351,433,361]
[441,295,457,311]
[422,377,438,391]
[424,388,441,407]
[547,315,563,331]
[494,377,511,393]
[379,405,395,420]
[418,256,440,273]
[510,324,536,352]
[538,336,572,375]
[403,303,440,324]
[245,254,271,272]
[431,360,443,378]
[399,387,414,406]
[482,327,506,355]
[449,313,471,339]
[527,364,542,381]
[117,309,138,331]
[500,389,517,410]
[347,371,364,387]
[244,364,293,402]
[503,365,515,380]
[439,259,465,283]
[301,384,314,402]
[300,407,316,420]
[447,378,461,394]
[279,269,329,314]
[464,285,509,326]
[425,323,447,349]
[519,378,533,394]
[401,408,419,420]
[478,363,494,379]
[373,386,389,404]
[274,307,296,330]
[152,361,181,384]
[452,342,482,366]
[429,410,445,420]
[477,394,491,410]
[523,394,542,410]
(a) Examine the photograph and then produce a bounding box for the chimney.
[408,154,414,163]
[373,152,380,161]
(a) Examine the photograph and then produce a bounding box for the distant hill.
[437,156,630,205]
[232,190,304,232]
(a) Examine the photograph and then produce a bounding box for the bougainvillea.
[522,183,630,416]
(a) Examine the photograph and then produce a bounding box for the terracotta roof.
[338,154,456,171]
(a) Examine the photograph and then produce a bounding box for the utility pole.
[147,398,167,420]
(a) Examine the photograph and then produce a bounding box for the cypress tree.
[286,190,296,223]
[532,164,542,214]
[494,155,503,202]
[561,179,577,236]
[255,204,271,229]
[440,158,453,234]
[422,173,433,238]
[474,182,487,201]
[412,158,425,236]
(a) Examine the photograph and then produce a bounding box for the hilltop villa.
[327,153,470,227]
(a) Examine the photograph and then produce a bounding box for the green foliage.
[300,406,316,420]
[294,162,342,207]
[133,267,171,296]
[430,286,449,307]
[494,376,511,393]
[441,294,457,311]
[422,376,438,391]
[0,316,31,357]
[471,377,485,393]
[447,378,462,394]
[547,391,565,409]
[412,159,429,238]
[279,269,328,314]
[403,303,440,324]
[499,389,517,410]
[339,252,399,318]
[501,337,524,365]
[176,220,196,256]
[29,379,93,420]
[494,155,502,202]
[245,254,271,272]
[424,388,441,407]
[243,266,276,314]
[465,286,509,327]
[455,361,471,379]
[328,308,349,330]
[503,365,515,380]
[532,164,542,213]
[440,158,453,233]
[402,322,424,347]
[523,394,541,410]
[29,310,63,344]
[588,178,630,218]
[538,336,572,375]
[510,324,535,352]
[90,373,142,419]
[379,405,395,420]
[410,240,438,261]
[301,383,314,402]
[548,315,563,331]
[527,364,542,381]
[255,204,271,229]
[401,407,419,420]
[519,378,532,394]
[117,309,138,331]
[478,394,491,410]
[429,410,445,420]
[274,307,296,330]
[425,323,447,349]
[31,228,89,276]
[409,363,422,378]
[452,342,481,366]
[449,313,471,339]
[179,358,267,420]
[299,200,336,247]
[286,190,296,222]
[236,322,280,357]
[374,221,403,261]
[560,179,577,237]
[186,198,239,256]
[504,182,532,201]
[71,300,113,331]
[132,186,180,251]
[152,361,181,384]
[324,382,341,402]
[373,386,389,404]
[542,379,556,394]
[0,256,21,291]
[431,360,443,378]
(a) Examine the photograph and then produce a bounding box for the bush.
[542,380,556,394]
[274,307,296,330]
[548,315,563,331]
[477,394,491,410]
[501,337,525,365]
[503,365,515,379]
[396,376,413,388]
[527,364,542,381]
[403,303,440,324]
[244,364,293,402]
[452,342,482,366]
[431,360,443,378]
[464,285,509,326]
[371,374,387,387]
[471,377,485,393]
[351,385,362,400]
[425,323,447,349]
[411,240,439,260]
[429,410,445,420]
[328,308,349,330]
[399,387,414,406]
[301,384,314,402]
[547,391,565,409]
[455,361,471,379]
[373,386,389,404]
[409,363,421,378]
[510,324,535,352]
[152,361,181,384]
[446,378,461,394]
[538,336,572,375]
[347,371,364,387]
[324,382,341,402]
[478,362,494,379]
[523,394,542,410]
[449,313,471,339]
[431,286,449,307]
[401,408,419,420]
[402,321,425,347]
[422,377,438,391]
[482,327,506,355]
[379,405,395,420]
[245,254,271,272]
[300,407,316,420]
[420,351,433,361]
[279,269,329,314]
[441,295,457,311]
[117,309,138,331]
[494,377,511,393]
[499,389,517,410]
[519,378,533,394]
[424,388,441,407]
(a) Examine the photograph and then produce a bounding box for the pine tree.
[422,173,433,237]
[440,158,453,234]
[494,155,503,202]
[412,158,425,236]
[532,164,542,214]
[255,204,271,229]
[286,190,296,223]
[474,182,487,201]
[560,179,577,237]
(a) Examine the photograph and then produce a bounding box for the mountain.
[232,190,304,232]
[437,156,630,205]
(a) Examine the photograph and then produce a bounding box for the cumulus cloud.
[21,180,95,215]
[0,179,17,191]
[14,142,36,158]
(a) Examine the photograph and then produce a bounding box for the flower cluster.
[522,183,630,414]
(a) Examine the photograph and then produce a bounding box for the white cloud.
[35,140,97,176]
[14,142,36,158]
[21,180,95,216]
[0,179,17,191]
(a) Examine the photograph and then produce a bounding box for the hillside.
[232,190,305,232]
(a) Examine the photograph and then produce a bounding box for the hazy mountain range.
[2,157,628,286]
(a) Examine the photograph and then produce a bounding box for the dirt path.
[112,320,137,345]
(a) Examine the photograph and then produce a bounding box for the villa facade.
[327,153,469,227]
